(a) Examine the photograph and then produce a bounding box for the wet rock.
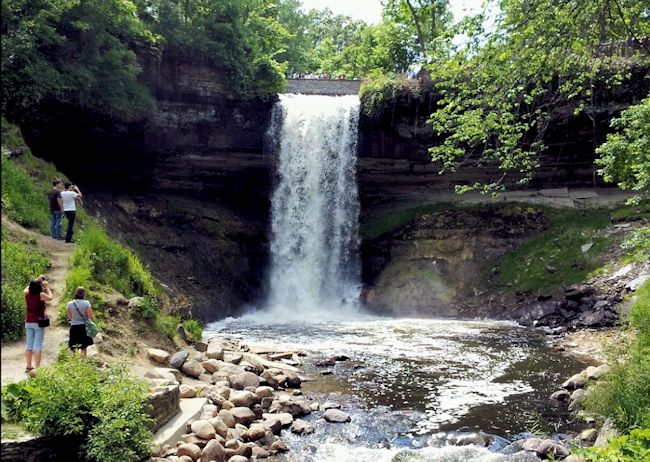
[562,373,587,390]
[309,402,320,411]
[269,399,312,417]
[291,419,315,434]
[149,348,171,364]
[447,432,493,447]
[535,439,570,459]
[200,439,225,462]
[271,439,289,452]
[323,409,351,423]
[170,351,190,369]
[550,390,570,402]
[230,372,261,390]
[321,401,341,410]
[579,428,598,442]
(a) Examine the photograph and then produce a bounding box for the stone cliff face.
[16,56,648,321]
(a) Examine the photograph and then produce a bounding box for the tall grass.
[1,236,50,340]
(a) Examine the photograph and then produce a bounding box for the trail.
[1,217,75,386]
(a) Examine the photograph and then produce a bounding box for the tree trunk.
[404,0,427,58]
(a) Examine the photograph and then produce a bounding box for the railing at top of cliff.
[284,78,362,96]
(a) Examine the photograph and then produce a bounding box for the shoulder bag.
[73,301,98,338]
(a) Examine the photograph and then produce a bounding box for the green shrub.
[575,428,650,461]
[133,296,160,320]
[154,312,180,342]
[2,357,152,462]
[1,236,49,340]
[621,226,650,264]
[584,281,650,433]
[66,225,158,301]
[182,319,203,344]
[359,72,431,118]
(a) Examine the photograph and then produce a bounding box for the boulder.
[195,341,208,352]
[231,407,256,425]
[550,390,570,402]
[579,428,598,442]
[224,351,243,364]
[201,359,221,374]
[263,417,283,435]
[200,440,225,462]
[218,409,236,428]
[191,420,216,440]
[255,386,275,399]
[271,439,289,452]
[584,364,610,380]
[179,384,197,398]
[176,443,201,461]
[229,390,260,408]
[229,456,248,462]
[535,440,570,459]
[207,417,229,439]
[252,446,271,459]
[562,373,587,390]
[230,372,260,390]
[291,419,315,434]
[181,359,205,379]
[170,350,190,369]
[156,367,184,381]
[206,343,224,360]
[323,409,351,423]
[263,412,294,426]
[321,401,341,410]
[247,423,267,441]
[148,348,171,364]
[268,398,311,417]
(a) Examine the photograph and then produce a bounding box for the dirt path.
[1,217,75,386]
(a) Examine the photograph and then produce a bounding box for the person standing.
[24,276,52,373]
[47,179,64,240]
[61,182,83,243]
[66,287,94,357]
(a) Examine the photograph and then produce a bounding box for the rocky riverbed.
[123,317,622,462]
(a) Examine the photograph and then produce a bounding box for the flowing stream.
[205,94,587,461]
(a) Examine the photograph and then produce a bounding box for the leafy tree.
[428,0,650,193]
[596,96,650,203]
[1,0,158,120]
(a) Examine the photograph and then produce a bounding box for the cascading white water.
[266,94,361,318]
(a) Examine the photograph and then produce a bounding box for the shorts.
[25,323,45,351]
[69,324,94,350]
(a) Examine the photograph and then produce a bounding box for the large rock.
[263,412,294,427]
[218,409,236,428]
[229,390,260,408]
[170,350,190,369]
[247,424,267,441]
[200,439,225,462]
[201,359,221,374]
[535,439,570,459]
[268,399,311,417]
[562,373,587,390]
[291,419,314,434]
[230,372,260,390]
[177,443,202,460]
[191,420,217,440]
[206,343,225,360]
[179,384,197,398]
[182,359,205,378]
[208,417,229,438]
[230,407,256,425]
[148,348,171,364]
[323,409,351,423]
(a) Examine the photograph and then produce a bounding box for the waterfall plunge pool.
[204,316,588,462]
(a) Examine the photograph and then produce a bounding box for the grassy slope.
[1,119,199,345]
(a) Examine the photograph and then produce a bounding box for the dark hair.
[64,181,72,189]
[74,286,86,299]
[28,279,43,295]
[52,179,62,186]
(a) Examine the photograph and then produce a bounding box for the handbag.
[37,316,50,328]
[73,301,98,338]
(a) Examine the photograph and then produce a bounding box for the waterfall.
[266,94,361,318]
